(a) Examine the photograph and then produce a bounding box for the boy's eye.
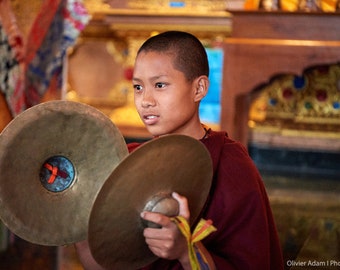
[133,84,143,92]
[155,82,166,88]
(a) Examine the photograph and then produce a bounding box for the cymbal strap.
[171,216,217,270]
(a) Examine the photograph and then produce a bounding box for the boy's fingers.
[172,192,190,220]
[141,211,172,228]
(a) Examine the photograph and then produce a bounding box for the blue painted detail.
[269,98,278,106]
[40,156,75,193]
[199,48,224,124]
[293,76,306,90]
[169,1,186,7]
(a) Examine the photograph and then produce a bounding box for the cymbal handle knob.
[142,193,179,228]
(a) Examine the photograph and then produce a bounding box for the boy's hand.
[141,192,191,266]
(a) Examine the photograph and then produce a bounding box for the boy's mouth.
[144,115,157,120]
[143,114,159,125]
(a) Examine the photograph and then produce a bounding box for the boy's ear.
[194,76,209,102]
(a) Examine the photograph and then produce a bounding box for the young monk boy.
[76,31,284,270]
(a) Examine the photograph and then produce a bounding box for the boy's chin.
[145,126,166,138]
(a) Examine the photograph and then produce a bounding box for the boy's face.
[132,51,201,137]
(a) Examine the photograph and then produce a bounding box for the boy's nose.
[141,90,155,107]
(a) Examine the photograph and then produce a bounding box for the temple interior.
[0,0,339,269]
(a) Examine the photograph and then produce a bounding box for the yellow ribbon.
[171,216,217,270]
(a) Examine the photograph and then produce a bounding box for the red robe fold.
[128,130,284,270]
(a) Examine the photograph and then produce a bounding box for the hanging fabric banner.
[25,0,90,108]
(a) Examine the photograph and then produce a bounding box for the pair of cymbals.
[0,100,213,269]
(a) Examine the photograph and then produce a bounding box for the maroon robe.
[128,130,284,270]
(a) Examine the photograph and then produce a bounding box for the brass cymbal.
[88,134,213,270]
[0,100,128,246]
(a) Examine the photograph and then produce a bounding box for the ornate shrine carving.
[221,11,340,149]
[249,63,340,151]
